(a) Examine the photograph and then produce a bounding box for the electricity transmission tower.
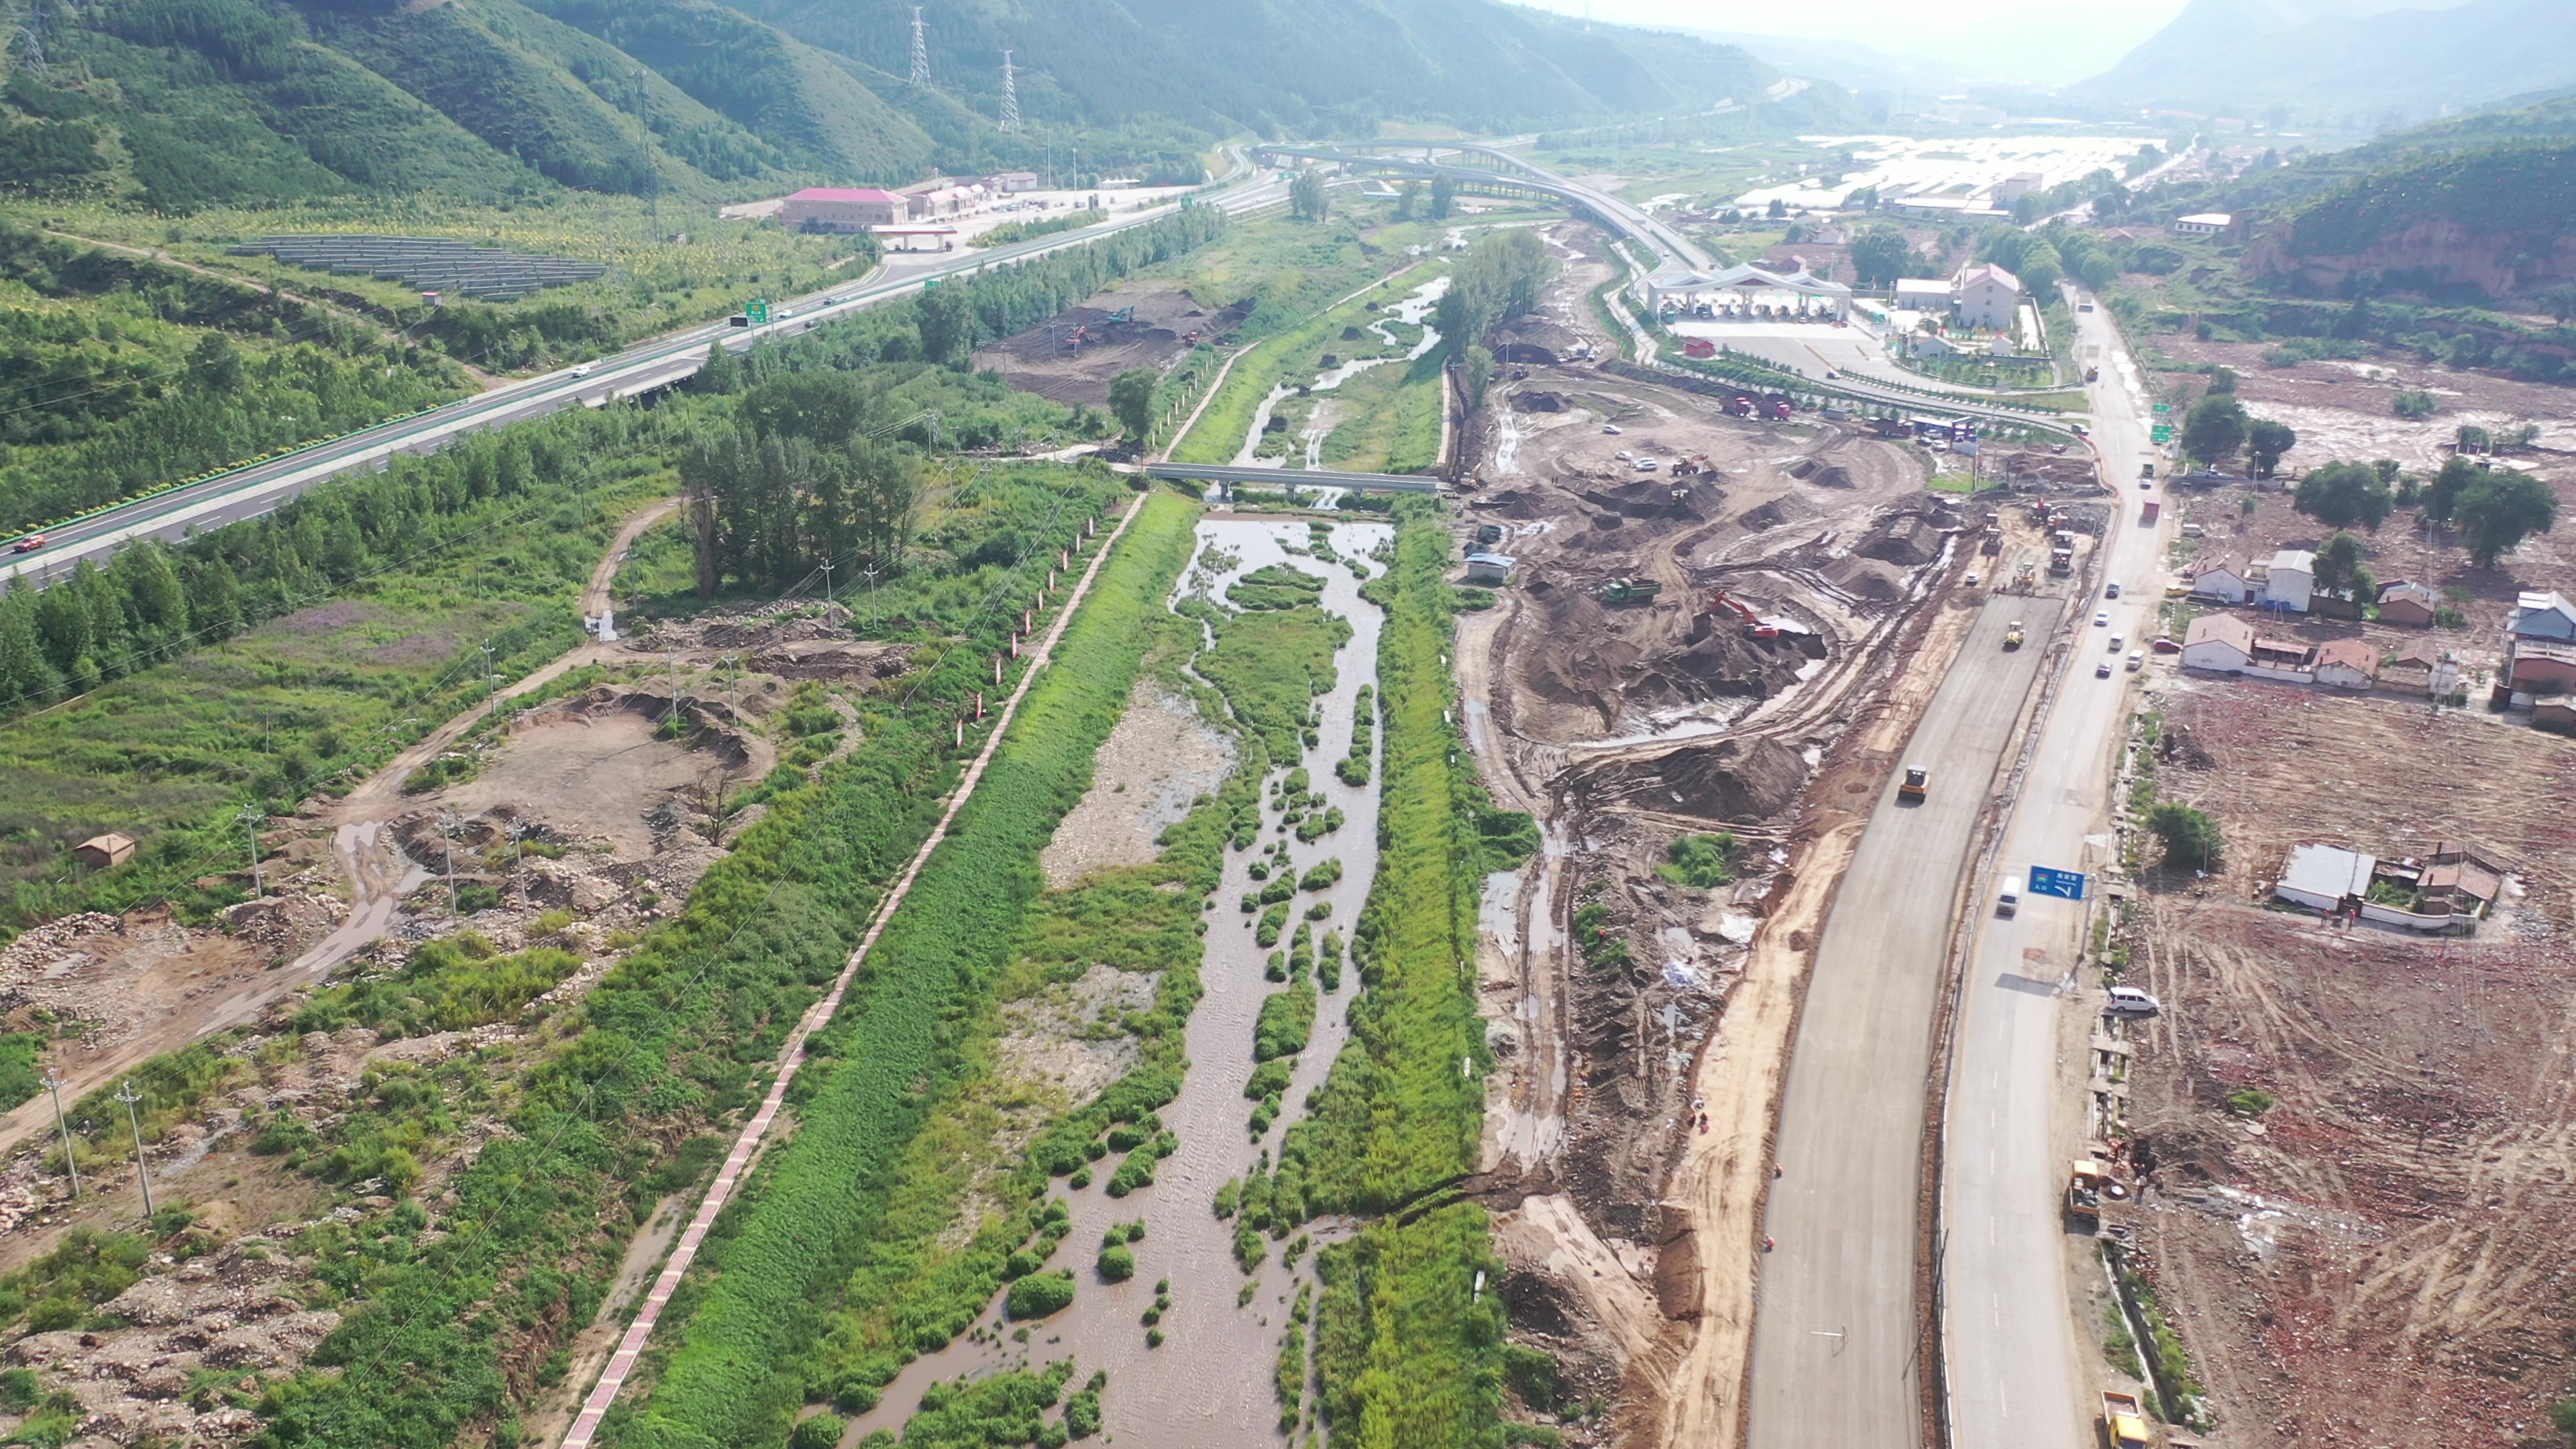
[8,0,44,78]
[999,50,1018,132]
[909,7,930,88]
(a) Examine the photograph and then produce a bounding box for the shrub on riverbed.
[1007,1272,1076,1320]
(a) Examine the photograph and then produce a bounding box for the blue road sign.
[2027,866,2088,901]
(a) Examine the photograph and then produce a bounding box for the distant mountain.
[0,0,1790,211]
[2074,0,2576,127]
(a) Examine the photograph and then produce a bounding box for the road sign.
[2151,403,2171,415]
[2150,425,2174,443]
[2027,865,2088,901]
[747,298,771,325]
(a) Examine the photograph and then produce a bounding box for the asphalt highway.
[1748,594,2063,1449]
[1941,292,2171,1449]
[2,159,1286,590]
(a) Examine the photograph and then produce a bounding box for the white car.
[2105,985,2161,1016]
[1603,424,1623,435]
[569,364,593,378]
[1634,459,1659,472]
[2109,633,2125,651]
[1964,571,1981,587]
[2095,659,2113,678]
[2094,610,2110,627]
[2126,651,2144,672]
[1615,449,1633,461]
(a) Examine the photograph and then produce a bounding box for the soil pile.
[1585,735,1809,823]
[1857,516,1945,567]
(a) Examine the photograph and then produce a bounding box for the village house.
[2190,554,2256,604]
[2506,590,2576,641]
[1894,278,1953,314]
[2262,548,2315,613]
[2377,641,2456,696]
[2507,641,2576,695]
[2249,634,2318,679]
[2172,213,2234,237]
[1952,262,2023,330]
[2375,580,2440,628]
[2418,841,2508,916]
[2275,843,2375,911]
[2313,639,2379,689]
[2180,614,2255,672]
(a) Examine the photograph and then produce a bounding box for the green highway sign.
[747,298,771,325]
[2151,403,2171,415]
[2151,425,2174,443]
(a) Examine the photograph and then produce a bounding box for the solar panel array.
[227,235,608,301]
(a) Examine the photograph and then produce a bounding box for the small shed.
[2376,581,2440,628]
[2276,843,2375,912]
[2313,639,2379,689]
[2190,555,2254,604]
[76,833,138,869]
[1462,553,1516,586]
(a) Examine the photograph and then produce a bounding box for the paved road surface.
[1748,595,2063,1449]
[2,161,1285,589]
[1941,292,2171,1449]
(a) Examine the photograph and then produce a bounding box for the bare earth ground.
[2119,674,2576,1448]
[972,282,1252,411]
[1037,677,1235,889]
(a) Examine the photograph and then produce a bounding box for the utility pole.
[820,558,836,606]
[999,50,1018,133]
[909,6,930,89]
[236,807,265,896]
[44,1069,75,1196]
[116,1083,153,1218]
[863,564,881,628]
[506,820,529,909]
[480,641,500,720]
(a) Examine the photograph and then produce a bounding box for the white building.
[2181,614,2255,672]
[2173,213,2235,237]
[1996,172,2045,207]
[1894,278,1952,313]
[1952,263,2023,330]
[2275,843,2375,912]
[2190,555,2255,604]
[2263,549,2316,613]
[2313,639,2379,690]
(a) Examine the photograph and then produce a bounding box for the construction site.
[1450,217,2118,1430]
[971,282,1250,410]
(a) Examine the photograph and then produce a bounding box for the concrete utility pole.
[862,565,881,628]
[909,6,930,89]
[236,807,265,896]
[480,641,500,720]
[44,1069,75,1196]
[820,558,836,606]
[437,812,462,915]
[506,820,529,908]
[116,1083,152,1217]
[999,50,1018,132]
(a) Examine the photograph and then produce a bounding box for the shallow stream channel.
[1232,274,1450,468]
[843,515,1393,1448]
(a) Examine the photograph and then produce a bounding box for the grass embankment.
[617,490,1202,1449]
[1318,350,1449,475]
[1167,260,1442,470]
[1229,501,1536,1444]
[48,472,1128,1449]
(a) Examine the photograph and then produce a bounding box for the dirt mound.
[749,639,913,682]
[1473,488,1550,520]
[1824,556,1908,600]
[1588,735,1810,822]
[1578,478,1715,522]
[1512,391,1567,413]
[1788,458,1856,488]
[1625,628,1810,708]
[1858,516,1945,567]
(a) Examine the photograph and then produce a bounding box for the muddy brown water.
[841,517,1393,1447]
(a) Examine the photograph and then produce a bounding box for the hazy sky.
[1519,0,2196,85]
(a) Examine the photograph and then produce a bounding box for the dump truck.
[2004,620,2027,649]
[2141,499,2161,524]
[2068,1159,2110,1223]
[2102,1390,2155,1449]
[1597,578,1661,607]
[1898,765,1929,802]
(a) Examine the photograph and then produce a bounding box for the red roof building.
[780,187,906,231]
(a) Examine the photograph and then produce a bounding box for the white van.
[1998,877,2022,917]
[2105,986,2161,1016]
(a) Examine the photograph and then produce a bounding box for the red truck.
[2141,499,2161,524]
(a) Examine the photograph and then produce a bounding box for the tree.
[2424,455,2481,525]
[1457,344,1495,410]
[790,1415,846,1449]
[1766,197,1787,219]
[1429,173,1454,221]
[2182,394,2249,468]
[2015,243,2064,296]
[2146,802,2224,871]
[2455,470,2558,568]
[1108,368,1158,443]
[2455,423,2492,455]
[2312,531,2373,602]
[1291,168,1328,222]
[2206,366,2238,394]
[2540,282,2576,325]
[914,284,975,366]
[1393,179,1420,221]
[2292,460,2394,530]
[2245,417,2294,478]
[1849,226,1914,288]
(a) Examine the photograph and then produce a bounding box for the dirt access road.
[0,498,678,1165]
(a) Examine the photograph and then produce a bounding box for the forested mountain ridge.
[0,0,1782,212]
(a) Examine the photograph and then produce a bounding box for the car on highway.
[2094,610,2110,627]
[9,533,45,553]
[2140,477,2154,489]
[2070,423,2090,437]
[569,364,593,378]
[2127,650,2144,672]
[2095,659,2113,678]
[1997,877,2021,917]
[2105,582,2121,598]
[2109,633,2125,652]
[2104,985,2161,1017]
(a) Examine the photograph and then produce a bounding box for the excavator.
[1709,588,1779,641]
